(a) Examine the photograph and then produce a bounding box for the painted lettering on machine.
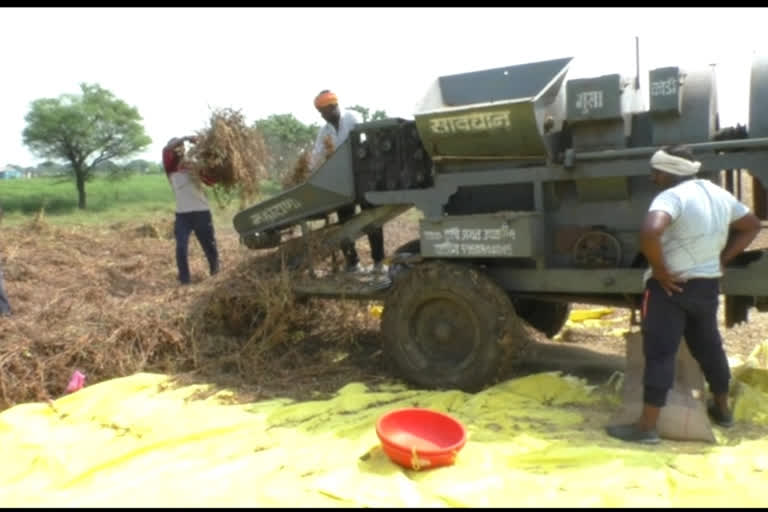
[650,77,678,97]
[249,198,302,226]
[429,111,512,134]
[423,224,518,257]
[574,90,604,115]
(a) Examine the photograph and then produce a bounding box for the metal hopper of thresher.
[233,140,357,245]
[413,57,573,161]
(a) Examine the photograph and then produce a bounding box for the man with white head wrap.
[606,144,762,444]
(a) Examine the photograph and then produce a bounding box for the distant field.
[1,170,760,229]
[0,173,283,227]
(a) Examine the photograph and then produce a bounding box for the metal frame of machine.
[232,50,768,390]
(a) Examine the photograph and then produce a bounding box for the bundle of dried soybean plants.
[186,107,270,207]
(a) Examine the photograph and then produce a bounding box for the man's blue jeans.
[0,264,10,315]
[641,277,730,407]
[174,210,219,284]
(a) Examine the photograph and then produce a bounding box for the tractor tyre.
[393,239,421,255]
[387,239,421,282]
[381,260,528,392]
[512,298,571,338]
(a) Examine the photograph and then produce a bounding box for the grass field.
[0,173,283,227]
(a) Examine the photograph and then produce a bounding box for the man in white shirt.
[607,144,761,444]
[0,203,10,316]
[310,90,360,172]
[0,264,9,316]
[311,90,385,273]
[162,136,220,285]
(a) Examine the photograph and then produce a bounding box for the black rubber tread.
[512,298,571,338]
[393,239,421,255]
[381,260,530,392]
[387,239,422,282]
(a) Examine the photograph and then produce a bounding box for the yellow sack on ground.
[567,307,614,323]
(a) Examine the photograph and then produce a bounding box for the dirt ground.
[1,205,768,410]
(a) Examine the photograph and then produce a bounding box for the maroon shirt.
[162,145,216,186]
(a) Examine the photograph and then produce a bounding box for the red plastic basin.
[376,408,467,471]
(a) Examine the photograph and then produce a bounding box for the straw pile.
[185,108,270,207]
[282,149,312,190]
[5,211,766,412]
[0,217,384,410]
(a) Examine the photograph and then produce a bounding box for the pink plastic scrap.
[66,371,86,393]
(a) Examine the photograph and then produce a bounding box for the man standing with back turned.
[606,144,762,444]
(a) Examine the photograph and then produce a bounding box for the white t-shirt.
[644,178,750,282]
[310,110,360,171]
[170,170,210,213]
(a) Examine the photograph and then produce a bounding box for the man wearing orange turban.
[310,89,359,169]
[310,89,386,274]
[313,90,338,110]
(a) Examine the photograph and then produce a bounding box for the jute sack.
[610,331,716,443]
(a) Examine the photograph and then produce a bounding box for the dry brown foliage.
[2,208,766,412]
[281,135,336,190]
[186,108,270,208]
[0,218,384,411]
[282,149,312,190]
[323,134,335,159]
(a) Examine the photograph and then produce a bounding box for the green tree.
[348,104,389,123]
[125,159,156,173]
[38,160,58,175]
[22,83,151,209]
[254,114,319,182]
[36,160,68,177]
[349,105,369,122]
[371,109,388,121]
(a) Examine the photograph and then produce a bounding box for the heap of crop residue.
[282,135,335,189]
[186,108,269,207]
[282,150,312,190]
[0,218,385,411]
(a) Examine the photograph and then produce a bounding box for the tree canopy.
[254,114,320,182]
[348,105,388,123]
[23,83,151,209]
[253,106,390,185]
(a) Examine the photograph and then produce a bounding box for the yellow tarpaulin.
[2,343,768,507]
[567,307,616,323]
[554,308,634,341]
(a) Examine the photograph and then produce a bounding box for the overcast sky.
[1,7,767,167]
